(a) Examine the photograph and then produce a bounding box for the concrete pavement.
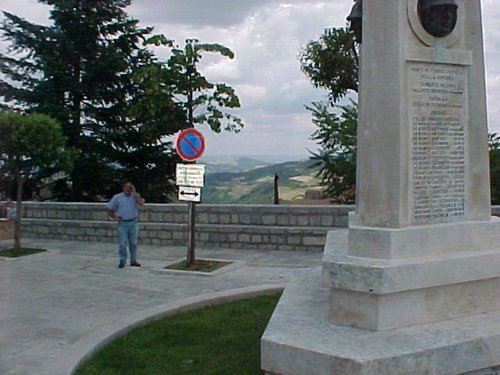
[0,238,324,375]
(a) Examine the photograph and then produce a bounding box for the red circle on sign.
[175,128,206,161]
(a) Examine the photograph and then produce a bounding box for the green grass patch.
[0,247,46,258]
[165,259,232,272]
[74,292,282,375]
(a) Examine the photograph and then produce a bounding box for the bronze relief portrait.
[418,0,458,38]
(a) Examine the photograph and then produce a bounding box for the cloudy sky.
[1,0,500,161]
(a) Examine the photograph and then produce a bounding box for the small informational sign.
[176,164,205,187]
[178,186,201,202]
[175,128,206,161]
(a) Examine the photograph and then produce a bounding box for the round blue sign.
[175,129,206,161]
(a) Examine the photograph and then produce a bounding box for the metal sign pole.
[187,201,196,265]
[175,128,206,267]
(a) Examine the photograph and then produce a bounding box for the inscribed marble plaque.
[409,62,466,224]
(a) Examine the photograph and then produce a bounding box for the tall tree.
[300,27,358,200]
[0,111,72,250]
[137,37,244,133]
[169,39,243,133]
[0,0,169,201]
[308,101,357,203]
[300,28,358,105]
[129,37,244,205]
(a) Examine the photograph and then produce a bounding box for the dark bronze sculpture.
[347,0,362,43]
[418,0,458,38]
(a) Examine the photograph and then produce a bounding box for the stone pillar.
[356,0,490,229]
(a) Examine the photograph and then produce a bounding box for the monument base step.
[261,267,500,375]
[322,229,500,330]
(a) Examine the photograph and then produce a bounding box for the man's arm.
[106,196,122,221]
[106,208,122,221]
[132,185,145,206]
[134,193,145,207]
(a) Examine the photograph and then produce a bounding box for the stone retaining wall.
[19,203,353,251]
[17,203,500,251]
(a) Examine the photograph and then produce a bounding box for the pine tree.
[0,0,182,201]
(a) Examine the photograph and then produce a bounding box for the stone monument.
[262,0,500,373]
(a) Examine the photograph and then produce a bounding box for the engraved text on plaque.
[409,62,466,224]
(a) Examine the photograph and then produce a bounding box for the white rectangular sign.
[178,186,201,202]
[176,164,205,187]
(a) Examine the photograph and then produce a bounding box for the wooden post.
[274,173,279,205]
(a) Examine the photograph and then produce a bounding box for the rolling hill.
[201,158,324,204]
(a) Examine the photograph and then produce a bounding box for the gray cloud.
[130,0,272,27]
[129,0,348,28]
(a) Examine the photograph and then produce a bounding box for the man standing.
[106,180,145,268]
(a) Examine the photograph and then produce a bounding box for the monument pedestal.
[261,261,500,375]
[262,221,500,374]
[324,222,500,330]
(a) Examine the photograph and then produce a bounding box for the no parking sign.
[175,129,205,161]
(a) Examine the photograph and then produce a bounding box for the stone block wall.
[19,203,353,251]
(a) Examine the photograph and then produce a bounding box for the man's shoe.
[118,262,125,269]
[130,261,141,267]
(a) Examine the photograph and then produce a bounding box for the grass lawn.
[74,292,282,375]
[0,247,46,257]
[165,259,232,272]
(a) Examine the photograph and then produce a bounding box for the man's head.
[418,0,458,38]
[121,180,134,196]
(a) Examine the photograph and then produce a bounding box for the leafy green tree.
[170,39,243,132]
[0,0,170,201]
[136,37,244,133]
[300,27,358,200]
[129,37,244,205]
[300,28,358,105]
[308,101,357,203]
[0,111,72,250]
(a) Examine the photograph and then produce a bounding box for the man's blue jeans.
[117,220,138,263]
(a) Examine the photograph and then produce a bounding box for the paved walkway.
[0,238,324,375]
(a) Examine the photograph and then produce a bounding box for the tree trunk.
[14,170,23,251]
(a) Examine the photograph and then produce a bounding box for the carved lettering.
[409,62,466,224]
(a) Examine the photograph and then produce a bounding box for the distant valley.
[197,156,325,204]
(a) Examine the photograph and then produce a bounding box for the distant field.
[201,157,324,204]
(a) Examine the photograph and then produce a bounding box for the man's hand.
[106,208,122,221]
[133,188,145,206]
